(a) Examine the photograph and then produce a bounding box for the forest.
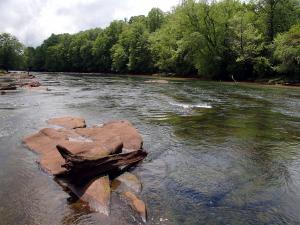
[0,0,299,81]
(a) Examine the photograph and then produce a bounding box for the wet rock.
[1,91,5,95]
[122,191,147,223]
[76,120,143,151]
[112,172,142,193]
[21,80,41,87]
[77,176,111,215]
[23,127,123,174]
[23,118,147,219]
[0,83,17,90]
[47,117,86,129]
[24,86,50,91]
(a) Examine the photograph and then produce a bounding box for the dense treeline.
[1,0,300,81]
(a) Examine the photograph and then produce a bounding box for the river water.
[0,73,299,225]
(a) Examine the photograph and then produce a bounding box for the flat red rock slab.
[47,117,86,129]
[23,127,123,175]
[76,120,143,151]
[23,120,143,175]
[23,118,144,217]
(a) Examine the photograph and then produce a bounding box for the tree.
[93,21,125,72]
[147,8,165,32]
[24,47,36,72]
[228,11,272,79]
[0,33,24,71]
[254,0,300,42]
[111,20,154,73]
[273,24,300,78]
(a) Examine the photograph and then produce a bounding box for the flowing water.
[0,73,299,225]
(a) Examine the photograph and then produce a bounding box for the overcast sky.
[0,0,180,47]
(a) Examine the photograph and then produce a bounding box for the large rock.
[23,118,143,176]
[23,117,146,218]
[23,127,123,175]
[47,117,86,129]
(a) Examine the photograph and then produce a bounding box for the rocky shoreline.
[0,72,49,94]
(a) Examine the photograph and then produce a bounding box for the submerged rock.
[112,172,142,193]
[24,85,50,91]
[77,176,111,215]
[122,191,147,223]
[47,117,86,129]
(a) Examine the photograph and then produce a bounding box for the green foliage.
[273,24,300,78]
[147,8,165,32]
[0,33,24,71]
[228,11,273,79]
[111,19,153,73]
[253,0,300,42]
[4,0,299,80]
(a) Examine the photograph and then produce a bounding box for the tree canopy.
[0,33,24,71]
[1,0,299,81]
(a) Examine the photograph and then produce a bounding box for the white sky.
[0,0,181,46]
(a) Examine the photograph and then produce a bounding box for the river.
[0,73,299,225]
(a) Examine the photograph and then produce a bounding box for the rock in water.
[75,120,143,151]
[112,172,142,193]
[47,117,86,129]
[77,176,111,215]
[23,127,124,175]
[23,117,147,220]
[123,191,147,223]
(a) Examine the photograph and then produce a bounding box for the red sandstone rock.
[23,117,146,219]
[23,127,123,175]
[73,176,111,215]
[47,117,86,129]
[111,172,142,193]
[76,120,143,151]
[123,191,147,223]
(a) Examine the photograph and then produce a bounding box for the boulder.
[47,117,86,129]
[122,191,147,223]
[23,117,147,220]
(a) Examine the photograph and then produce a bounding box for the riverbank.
[3,71,299,89]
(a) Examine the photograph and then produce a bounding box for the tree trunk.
[55,145,148,185]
